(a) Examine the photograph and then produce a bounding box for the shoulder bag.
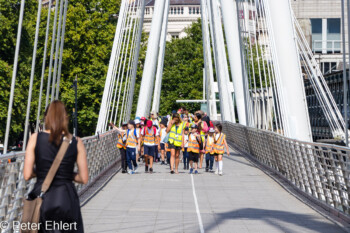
[21,134,72,233]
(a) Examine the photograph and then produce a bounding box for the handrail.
[0,130,120,232]
[222,121,350,217]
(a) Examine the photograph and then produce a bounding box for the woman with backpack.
[213,123,230,176]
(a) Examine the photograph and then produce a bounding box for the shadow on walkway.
[205,208,345,233]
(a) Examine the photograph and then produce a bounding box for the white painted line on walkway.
[191,174,205,233]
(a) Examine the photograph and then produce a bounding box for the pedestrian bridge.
[1,122,350,232]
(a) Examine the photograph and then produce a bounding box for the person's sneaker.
[215,169,219,175]
[170,170,175,174]
[122,170,126,174]
[145,166,149,173]
[134,165,138,173]
[189,168,193,174]
[205,168,209,172]
[161,161,165,165]
[184,165,186,170]
[209,169,213,172]
[219,170,223,176]
[128,170,135,175]
[194,170,199,174]
[186,164,189,170]
[149,168,153,174]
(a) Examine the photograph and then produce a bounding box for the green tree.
[158,19,204,115]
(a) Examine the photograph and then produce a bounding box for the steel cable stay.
[119,1,142,125]
[117,1,141,125]
[107,1,136,129]
[102,0,130,132]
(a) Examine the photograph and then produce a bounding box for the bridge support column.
[220,0,247,126]
[201,0,218,120]
[152,0,170,113]
[209,0,235,122]
[136,0,166,117]
[266,0,312,142]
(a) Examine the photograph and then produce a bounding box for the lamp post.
[72,75,78,136]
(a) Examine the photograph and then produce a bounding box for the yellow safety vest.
[188,134,200,153]
[144,127,156,145]
[205,135,214,154]
[117,133,126,149]
[168,122,185,147]
[213,133,226,154]
[126,130,138,148]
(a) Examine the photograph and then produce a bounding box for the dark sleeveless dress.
[27,132,84,233]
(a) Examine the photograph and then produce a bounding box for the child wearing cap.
[188,124,202,174]
[141,120,159,174]
[205,128,215,172]
[113,120,140,174]
[213,123,230,176]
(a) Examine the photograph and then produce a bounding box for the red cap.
[141,117,146,121]
[147,120,153,128]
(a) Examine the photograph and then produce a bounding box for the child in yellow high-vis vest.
[213,123,230,176]
[188,124,202,174]
[205,128,215,172]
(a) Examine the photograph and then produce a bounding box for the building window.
[320,62,337,74]
[181,7,184,14]
[311,18,341,54]
[311,18,322,53]
[189,7,192,14]
[171,7,173,14]
[145,8,150,15]
[172,34,179,39]
[327,18,341,53]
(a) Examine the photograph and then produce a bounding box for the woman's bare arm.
[73,137,89,184]
[24,133,38,181]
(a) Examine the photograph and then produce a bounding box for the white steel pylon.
[136,0,166,117]
[265,0,312,142]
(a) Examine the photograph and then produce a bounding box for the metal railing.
[0,130,120,233]
[222,121,350,217]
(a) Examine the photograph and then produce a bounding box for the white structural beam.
[136,0,166,117]
[220,0,247,125]
[266,0,312,142]
[209,0,235,122]
[152,0,170,113]
[201,0,218,120]
[96,0,128,134]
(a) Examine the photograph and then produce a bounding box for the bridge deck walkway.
[82,146,346,233]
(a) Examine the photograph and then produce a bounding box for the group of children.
[112,109,230,176]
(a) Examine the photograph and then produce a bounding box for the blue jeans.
[166,151,171,164]
[126,147,138,170]
[183,148,189,167]
[206,153,214,170]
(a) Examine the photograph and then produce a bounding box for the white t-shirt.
[141,127,159,146]
[123,129,140,148]
[160,128,167,144]
[215,133,220,141]
[184,134,189,148]
[152,119,160,128]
